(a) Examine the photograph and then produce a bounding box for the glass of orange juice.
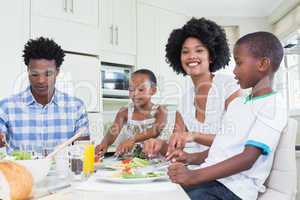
[83,142,95,177]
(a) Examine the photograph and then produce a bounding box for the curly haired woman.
[144,18,240,156]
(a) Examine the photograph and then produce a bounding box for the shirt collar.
[22,86,61,106]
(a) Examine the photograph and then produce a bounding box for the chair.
[258,118,298,200]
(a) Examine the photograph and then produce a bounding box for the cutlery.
[46,128,86,160]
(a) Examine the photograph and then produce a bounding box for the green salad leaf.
[11,150,32,160]
[0,152,6,160]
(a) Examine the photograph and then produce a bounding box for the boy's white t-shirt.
[200,92,287,200]
[181,73,239,152]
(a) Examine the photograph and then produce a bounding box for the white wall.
[0,1,30,99]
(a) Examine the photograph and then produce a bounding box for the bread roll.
[0,161,33,200]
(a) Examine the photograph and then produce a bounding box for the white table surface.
[36,177,190,200]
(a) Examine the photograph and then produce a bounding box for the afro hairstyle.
[165,17,230,75]
[23,37,65,68]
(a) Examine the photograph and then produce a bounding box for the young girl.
[144,17,240,156]
[95,69,167,156]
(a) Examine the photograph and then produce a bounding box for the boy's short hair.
[235,31,283,72]
[131,69,157,87]
[23,37,65,68]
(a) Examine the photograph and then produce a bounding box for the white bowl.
[15,159,51,183]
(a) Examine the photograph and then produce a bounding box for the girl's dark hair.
[132,69,157,86]
[165,17,230,75]
[23,37,65,68]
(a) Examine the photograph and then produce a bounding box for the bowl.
[15,158,51,183]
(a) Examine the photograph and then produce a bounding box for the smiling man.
[0,37,89,152]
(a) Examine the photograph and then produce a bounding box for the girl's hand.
[167,132,193,154]
[166,149,190,164]
[115,138,135,156]
[143,138,166,158]
[167,162,198,187]
[95,142,109,157]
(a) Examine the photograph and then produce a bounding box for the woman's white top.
[181,73,240,152]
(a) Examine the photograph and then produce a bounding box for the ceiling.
[141,0,287,18]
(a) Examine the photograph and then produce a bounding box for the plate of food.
[95,170,168,184]
[96,157,168,183]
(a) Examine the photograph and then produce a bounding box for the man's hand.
[143,138,166,158]
[0,133,6,148]
[115,138,135,156]
[167,162,198,187]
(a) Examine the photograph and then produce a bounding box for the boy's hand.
[166,149,190,164]
[0,133,5,148]
[95,143,109,157]
[143,138,166,158]
[167,132,193,154]
[115,138,135,156]
[167,162,198,187]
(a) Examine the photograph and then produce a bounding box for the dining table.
[33,158,191,200]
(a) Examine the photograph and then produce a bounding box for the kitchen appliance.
[101,62,132,98]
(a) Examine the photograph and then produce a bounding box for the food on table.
[11,151,32,160]
[0,161,33,200]
[132,144,147,159]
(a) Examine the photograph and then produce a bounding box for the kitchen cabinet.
[100,0,136,56]
[137,2,188,109]
[56,53,101,113]
[31,0,100,55]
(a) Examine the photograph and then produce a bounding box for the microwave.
[101,62,132,98]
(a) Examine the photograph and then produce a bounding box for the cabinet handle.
[115,26,119,45]
[63,0,68,12]
[110,25,114,45]
[70,0,74,13]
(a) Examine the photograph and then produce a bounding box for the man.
[0,37,89,152]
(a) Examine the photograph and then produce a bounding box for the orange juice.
[83,143,95,175]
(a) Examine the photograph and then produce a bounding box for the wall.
[0,1,30,99]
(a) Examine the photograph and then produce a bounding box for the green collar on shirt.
[244,91,277,104]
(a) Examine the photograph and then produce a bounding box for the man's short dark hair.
[131,69,157,86]
[23,37,65,68]
[235,31,283,72]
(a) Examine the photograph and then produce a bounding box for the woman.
[144,17,240,156]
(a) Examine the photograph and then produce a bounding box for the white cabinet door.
[56,53,100,112]
[100,0,136,55]
[113,0,136,55]
[31,0,98,26]
[31,0,69,20]
[137,3,188,107]
[100,0,114,51]
[31,0,100,54]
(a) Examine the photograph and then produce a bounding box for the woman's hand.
[167,132,193,154]
[166,149,191,164]
[115,138,135,156]
[143,138,166,158]
[168,162,198,187]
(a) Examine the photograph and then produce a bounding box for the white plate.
[95,171,168,184]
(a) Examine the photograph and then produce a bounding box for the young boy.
[167,31,287,200]
[95,69,167,157]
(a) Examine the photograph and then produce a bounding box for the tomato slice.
[121,159,131,164]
